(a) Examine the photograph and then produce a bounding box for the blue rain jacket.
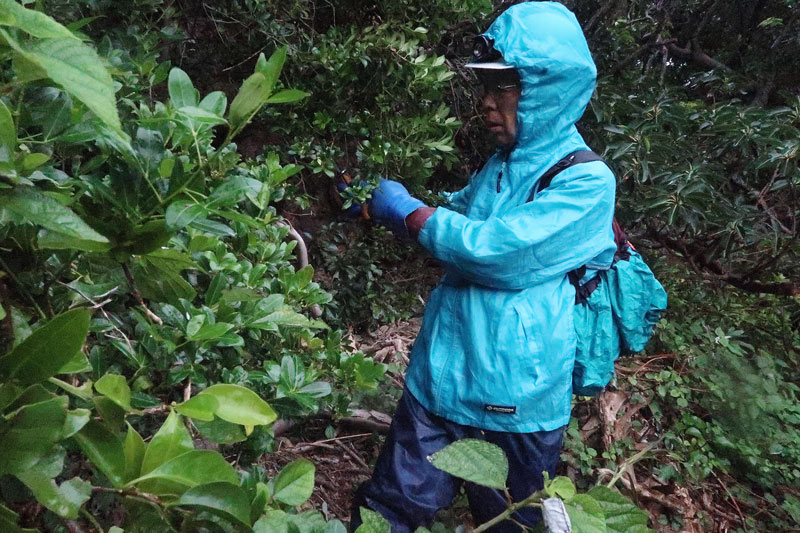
[405,2,617,432]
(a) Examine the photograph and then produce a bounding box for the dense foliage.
[1,0,799,531]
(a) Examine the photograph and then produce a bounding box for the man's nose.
[481,92,498,111]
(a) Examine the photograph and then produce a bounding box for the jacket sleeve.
[441,178,475,214]
[417,163,616,290]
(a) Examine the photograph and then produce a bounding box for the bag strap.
[527,150,605,202]
[527,149,607,304]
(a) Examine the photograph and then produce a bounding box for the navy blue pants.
[351,389,564,532]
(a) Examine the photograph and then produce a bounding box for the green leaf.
[272,458,315,506]
[21,152,50,172]
[16,468,91,519]
[124,423,146,482]
[93,396,126,432]
[265,89,309,104]
[140,410,193,475]
[250,481,270,524]
[176,482,252,527]
[166,200,207,230]
[0,100,15,171]
[564,494,606,533]
[195,384,277,426]
[4,32,123,136]
[128,450,239,496]
[0,188,109,251]
[193,417,247,444]
[545,476,577,501]
[199,91,228,116]
[72,420,127,487]
[56,351,92,374]
[37,228,112,252]
[0,398,66,475]
[587,487,653,533]
[228,72,269,134]
[0,309,90,386]
[177,106,227,126]
[95,373,132,411]
[188,322,234,342]
[0,0,75,39]
[134,250,196,304]
[428,439,508,489]
[175,394,217,422]
[168,68,198,109]
[49,377,94,399]
[60,408,90,439]
[355,508,392,533]
[255,46,287,95]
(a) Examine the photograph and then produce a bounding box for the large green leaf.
[56,351,92,374]
[428,439,508,490]
[168,68,198,109]
[254,46,287,96]
[94,373,132,411]
[354,508,392,533]
[134,250,196,304]
[175,394,217,422]
[193,417,247,444]
[124,422,146,482]
[194,384,277,426]
[228,72,269,134]
[16,464,91,519]
[0,0,75,39]
[545,476,577,501]
[0,188,109,251]
[265,89,309,104]
[128,450,239,496]
[0,100,15,173]
[0,309,90,386]
[72,420,126,488]
[0,398,66,475]
[140,410,193,475]
[199,91,228,116]
[272,458,315,506]
[176,482,252,527]
[587,487,653,533]
[564,494,606,533]
[165,200,207,230]
[2,30,122,135]
[60,408,90,440]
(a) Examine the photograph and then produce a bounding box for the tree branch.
[665,38,730,71]
[648,229,799,296]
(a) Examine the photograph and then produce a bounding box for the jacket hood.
[484,2,596,162]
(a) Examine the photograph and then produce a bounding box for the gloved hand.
[368,179,427,238]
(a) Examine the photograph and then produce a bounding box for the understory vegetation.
[1,0,798,532]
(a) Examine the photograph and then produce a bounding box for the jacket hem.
[405,379,571,433]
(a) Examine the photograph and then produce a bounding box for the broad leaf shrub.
[353,439,653,533]
[0,3,381,530]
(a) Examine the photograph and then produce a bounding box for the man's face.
[477,69,522,146]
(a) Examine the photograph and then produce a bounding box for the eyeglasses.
[471,68,522,97]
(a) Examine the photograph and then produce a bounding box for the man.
[350,3,616,531]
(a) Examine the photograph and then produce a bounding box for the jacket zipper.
[496,149,512,193]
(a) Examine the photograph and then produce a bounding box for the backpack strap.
[527,150,605,202]
[527,149,607,304]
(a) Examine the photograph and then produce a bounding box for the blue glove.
[368,179,427,237]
